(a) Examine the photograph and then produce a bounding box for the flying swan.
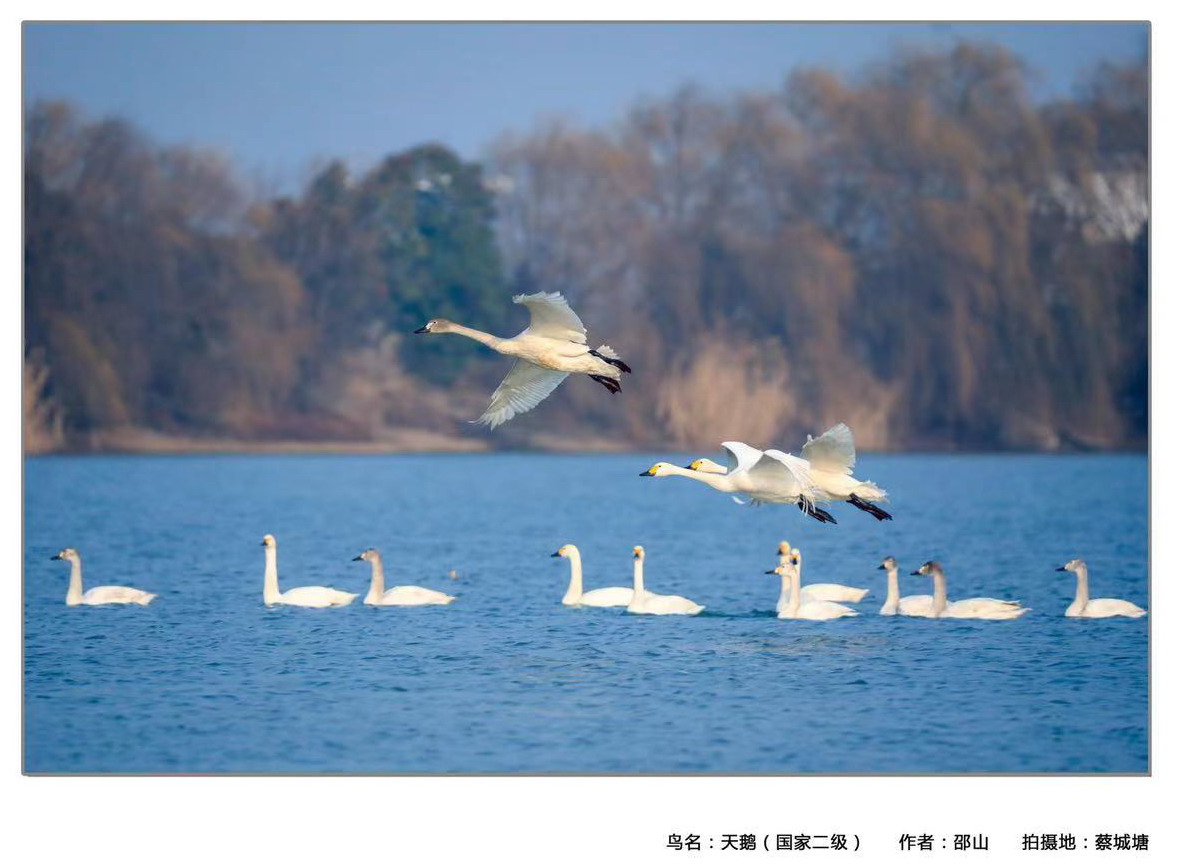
[552,544,633,607]
[779,542,868,603]
[353,548,456,606]
[261,534,357,608]
[640,441,835,524]
[50,548,156,606]
[766,561,858,621]
[1057,558,1146,618]
[414,291,631,427]
[626,546,704,616]
[908,561,1029,620]
[688,423,891,521]
[876,556,932,616]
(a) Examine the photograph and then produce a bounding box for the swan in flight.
[689,424,890,521]
[640,441,835,524]
[1057,559,1146,618]
[908,561,1029,620]
[626,546,704,615]
[261,534,357,608]
[766,562,858,621]
[777,542,868,603]
[414,291,631,427]
[552,544,633,607]
[353,548,456,606]
[50,548,156,606]
[876,556,932,616]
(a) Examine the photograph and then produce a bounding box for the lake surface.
[24,453,1148,774]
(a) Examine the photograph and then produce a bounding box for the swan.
[1057,559,1146,618]
[50,548,156,606]
[353,548,456,606]
[766,562,858,621]
[876,556,932,616]
[414,291,631,427]
[640,441,835,524]
[552,544,633,607]
[626,546,704,615]
[688,423,890,521]
[908,561,1029,620]
[778,542,869,603]
[261,534,357,608]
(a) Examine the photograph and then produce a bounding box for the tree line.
[24,42,1148,453]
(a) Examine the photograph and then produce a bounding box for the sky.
[23,22,1148,190]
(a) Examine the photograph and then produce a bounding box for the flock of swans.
[46,292,1146,621]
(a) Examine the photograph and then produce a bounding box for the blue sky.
[24,22,1147,189]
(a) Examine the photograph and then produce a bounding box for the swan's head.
[639,462,679,477]
[910,560,942,577]
[878,556,898,571]
[1056,558,1085,573]
[261,534,276,550]
[633,545,645,560]
[777,540,792,557]
[51,547,79,563]
[789,547,802,566]
[353,548,380,563]
[765,563,792,577]
[413,318,453,335]
[687,458,728,474]
[552,544,578,560]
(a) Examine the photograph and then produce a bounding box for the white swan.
[353,548,455,606]
[50,548,156,606]
[778,542,869,603]
[1057,559,1146,618]
[414,291,630,427]
[552,544,633,607]
[908,561,1029,620]
[689,423,890,521]
[626,546,704,616]
[261,534,357,608]
[877,556,932,616]
[767,562,858,621]
[641,441,834,524]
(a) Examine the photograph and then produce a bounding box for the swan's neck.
[633,558,646,597]
[778,567,799,614]
[661,466,734,492]
[66,559,84,605]
[263,548,282,604]
[930,569,948,614]
[787,565,802,615]
[445,323,503,351]
[366,556,387,605]
[1069,565,1090,615]
[562,551,584,604]
[884,568,901,607]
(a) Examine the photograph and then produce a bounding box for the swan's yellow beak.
[687,459,703,471]
[639,465,659,477]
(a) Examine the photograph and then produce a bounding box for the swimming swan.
[641,441,835,524]
[261,534,357,608]
[552,544,633,607]
[50,548,156,606]
[766,562,858,621]
[908,561,1029,620]
[876,556,932,616]
[626,546,704,615]
[689,424,890,521]
[414,291,631,427]
[1057,559,1146,618]
[778,542,868,603]
[353,548,456,606]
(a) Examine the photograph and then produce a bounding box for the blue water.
[24,453,1148,774]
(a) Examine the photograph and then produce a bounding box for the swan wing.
[579,586,634,607]
[720,441,764,474]
[381,586,456,606]
[82,585,155,605]
[513,291,588,343]
[801,423,856,475]
[282,586,356,607]
[477,359,569,428]
[755,449,817,503]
